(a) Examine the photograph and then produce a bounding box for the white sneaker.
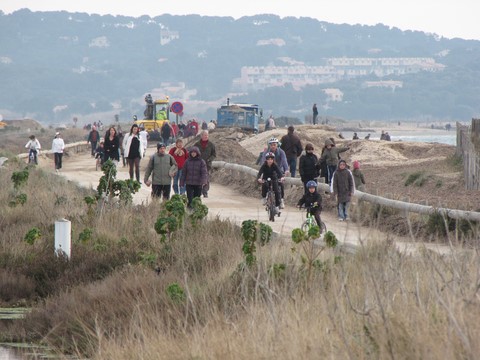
[338,218,344,221]
[280,199,285,209]
[275,206,280,213]
[261,197,267,205]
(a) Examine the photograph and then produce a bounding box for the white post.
[55,219,71,259]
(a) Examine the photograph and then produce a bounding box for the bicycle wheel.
[96,159,100,171]
[320,221,327,234]
[266,191,276,222]
[301,221,310,233]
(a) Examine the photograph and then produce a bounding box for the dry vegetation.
[1,122,480,359]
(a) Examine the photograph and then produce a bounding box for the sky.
[1,0,479,41]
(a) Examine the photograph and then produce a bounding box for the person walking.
[318,138,350,185]
[312,103,318,125]
[87,125,100,157]
[180,146,208,208]
[194,130,216,198]
[25,135,41,164]
[299,143,320,193]
[331,159,354,221]
[280,125,303,177]
[104,126,120,165]
[160,121,173,146]
[169,138,189,195]
[138,125,149,157]
[144,143,178,200]
[51,132,65,172]
[352,160,366,191]
[123,124,144,182]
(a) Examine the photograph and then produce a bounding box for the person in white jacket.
[123,124,144,182]
[25,134,41,164]
[51,132,65,172]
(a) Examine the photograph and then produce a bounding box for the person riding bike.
[257,152,284,213]
[296,180,323,229]
[25,135,41,164]
[260,137,289,208]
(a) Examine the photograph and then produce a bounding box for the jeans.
[90,141,97,156]
[127,157,141,182]
[338,201,350,220]
[327,165,337,184]
[287,157,297,177]
[172,169,186,194]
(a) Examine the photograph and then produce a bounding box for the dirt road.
[44,147,452,255]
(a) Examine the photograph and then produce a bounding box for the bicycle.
[28,149,38,165]
[300,205,327,235]
[262,177,281,222]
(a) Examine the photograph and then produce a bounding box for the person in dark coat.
[104,126,120,164]
[318,138,349,185]
[331,159,354,221]
[180,146,208,208]
[256,152,284,212]
[280,125,303,178]
[299,143,320,193]
[297,180,323,230]
[312,103,318,125]
[87,125,100,157]
[194,130,216,198]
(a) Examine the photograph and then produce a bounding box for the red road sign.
[171,101,183,114]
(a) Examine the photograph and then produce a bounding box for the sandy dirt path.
[45,147,452,255]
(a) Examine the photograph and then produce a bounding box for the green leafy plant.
[11,168,29,190]
[166,283,186,304]
[189,197,208,226]
[155,213,179,242]
[24,227,41,245]
[241,220,272,266]
[291,227,338,283]
[78,228,93,243]
[96,160,141,205]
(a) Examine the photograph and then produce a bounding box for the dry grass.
[2,160,480,359]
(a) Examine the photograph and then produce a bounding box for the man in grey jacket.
[144,142,178,200]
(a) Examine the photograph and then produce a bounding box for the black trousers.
[151,184,171,200]
[54,153,63,169]
[186,184,202,207]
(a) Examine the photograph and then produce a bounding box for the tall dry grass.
[3,161,480,359]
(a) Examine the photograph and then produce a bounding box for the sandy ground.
[42,147,453,256]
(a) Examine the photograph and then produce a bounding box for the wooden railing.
[456,119,480,190]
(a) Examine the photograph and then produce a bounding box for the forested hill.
[1,9,480,124]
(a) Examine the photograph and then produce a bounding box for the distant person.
[104,126,120,165]
[144,94,154,120]
[87,125,100,157]
[160,121,173,146]
[384,132,391,141]
[364,133,371,140]
[338,133,345,139]
[331,159,354,221]
[280,125,303,177]
[123,124,144,182]
[445,123,452,131]
[144,142,178,200]
[201,121,208,130]
[207,120,216,131]
[156,107,167,120]
[318,138,350,185]
[95,141,105,167]
[25,134,41,165]
[51,132,65,172]
[352,160,366,191]
[139,125,149,157]
[194,130,216,198]
[169,138,189,195]
[380,130,386,140]
[265,115,276,131]
[260,137,289,208]
[312,103,318,125]
[299,143,320,193]
[352,132,359,140]
[180,146,208,208]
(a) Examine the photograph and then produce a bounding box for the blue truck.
[216,98,263,133]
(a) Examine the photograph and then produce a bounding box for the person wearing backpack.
[144,142,178,200]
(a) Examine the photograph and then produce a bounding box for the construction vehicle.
[216,98,262,133]
[133,95,171,140]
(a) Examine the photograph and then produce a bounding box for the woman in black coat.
[299,143,320,192]
[104,126,120,164]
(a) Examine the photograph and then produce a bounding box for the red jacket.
[169,146,189,169]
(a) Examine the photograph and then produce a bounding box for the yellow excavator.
[133,95,170,133]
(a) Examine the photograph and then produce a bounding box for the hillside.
[1,11,480,123]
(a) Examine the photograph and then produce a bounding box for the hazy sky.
[1,0,479,41]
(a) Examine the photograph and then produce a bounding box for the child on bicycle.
[256,152,284,212]
[296,180,323,228]
[25,135,41,164]
[95,141,105,166]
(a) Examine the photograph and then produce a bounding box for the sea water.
[340,131,456,146]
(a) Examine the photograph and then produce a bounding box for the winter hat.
[353,160,360,169]
[338,159,347,166]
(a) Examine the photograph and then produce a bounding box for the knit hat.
[353,160,360,169]
[338,159,347,166]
